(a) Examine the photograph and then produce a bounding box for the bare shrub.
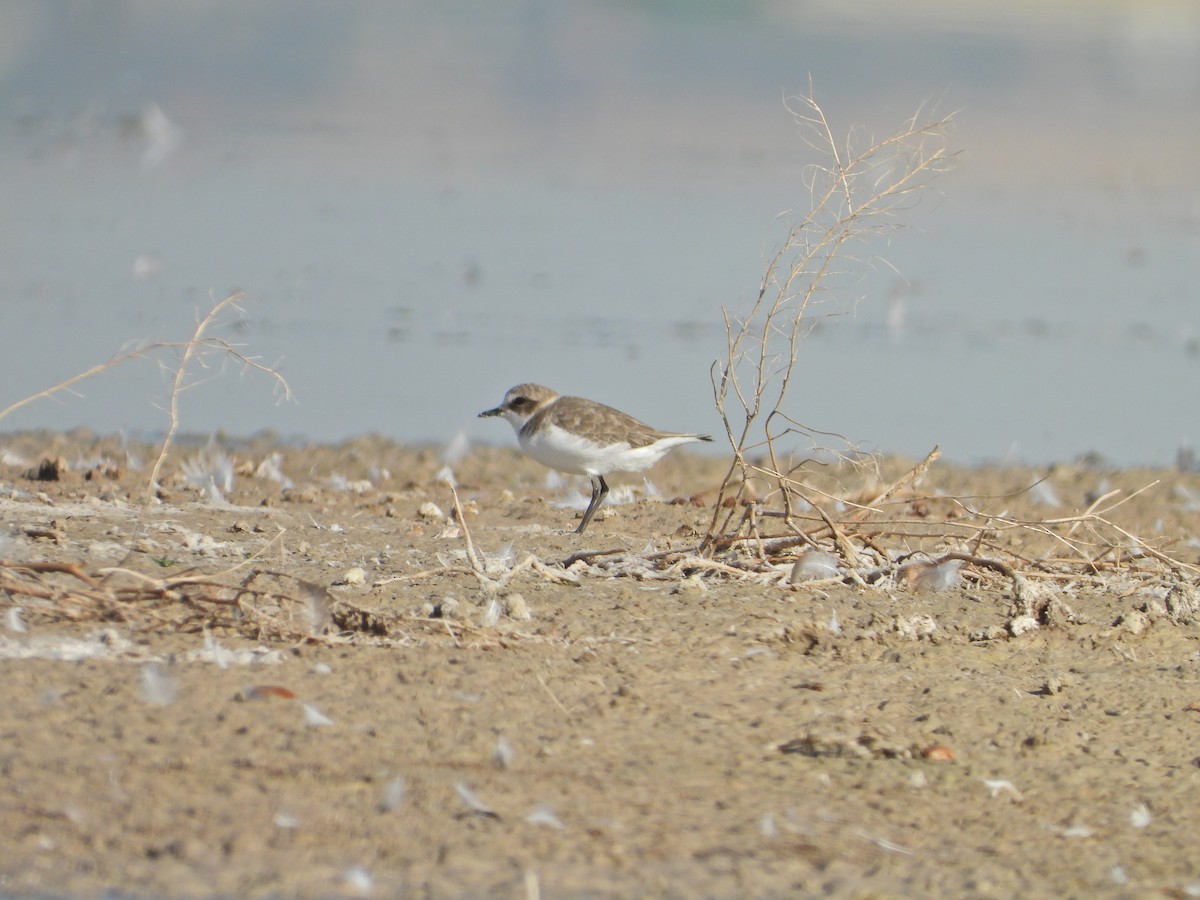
[703,90,954,550]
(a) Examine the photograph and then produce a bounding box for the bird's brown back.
[527,395,690,448]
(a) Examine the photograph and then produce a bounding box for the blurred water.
[1,1,1197,465]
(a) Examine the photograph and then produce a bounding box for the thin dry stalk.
[141,293,291,505]
[446,480,485,575]
[703,90,953,551]
[851,446,941,519]
[535,669,571,718]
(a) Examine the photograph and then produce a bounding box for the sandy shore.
[1,432,1198,897]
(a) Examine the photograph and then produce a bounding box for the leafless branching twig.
[703,90,954,550]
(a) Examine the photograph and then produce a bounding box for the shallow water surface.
[1,1,1197,465]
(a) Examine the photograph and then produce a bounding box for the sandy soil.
[1,432,1199,898]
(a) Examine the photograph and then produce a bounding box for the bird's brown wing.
[537,396,679,448]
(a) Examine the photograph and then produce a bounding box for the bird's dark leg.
[576,475,609,534]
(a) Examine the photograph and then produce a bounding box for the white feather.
[522,422,703,476]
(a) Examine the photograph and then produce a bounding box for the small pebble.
[504,593,531,621]
[921,744,954,761]
[341,865,373,893]
[418,501,444,520]
[1008,615,1039,637]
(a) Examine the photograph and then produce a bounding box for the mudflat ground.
[2,432,1199,898]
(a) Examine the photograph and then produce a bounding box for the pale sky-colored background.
[2,1,1198,464]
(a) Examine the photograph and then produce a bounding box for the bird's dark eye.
[510,396,532,411]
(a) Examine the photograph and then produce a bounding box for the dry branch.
[703,91,954,550]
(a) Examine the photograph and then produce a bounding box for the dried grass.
[673,89,1197,613]
[704,89,954,547]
